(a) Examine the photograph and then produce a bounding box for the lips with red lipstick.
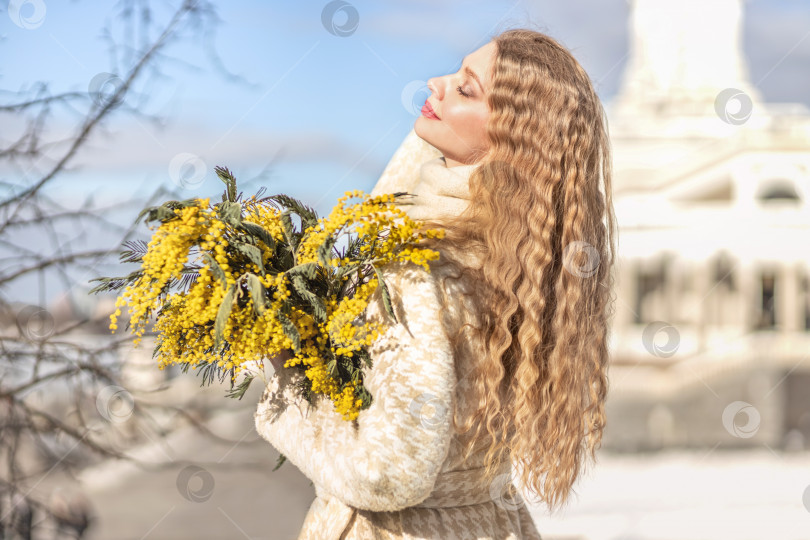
[421,100,440,120]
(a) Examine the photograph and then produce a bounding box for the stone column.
[780,263,800,333]
[695,257,714,353]
[734,259,753,330]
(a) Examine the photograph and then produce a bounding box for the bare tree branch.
[0,2,272,537]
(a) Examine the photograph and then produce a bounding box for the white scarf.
[392,156,478,222]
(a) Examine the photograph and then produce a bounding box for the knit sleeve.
[369,127,443,198]
[253,261,456,512]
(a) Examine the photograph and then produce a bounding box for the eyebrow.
[461,56,485,93]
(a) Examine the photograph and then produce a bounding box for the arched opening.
[757,180,801,203]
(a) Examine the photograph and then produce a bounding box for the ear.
[369,128,442,198]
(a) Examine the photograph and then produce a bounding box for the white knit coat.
[254,128,543,540]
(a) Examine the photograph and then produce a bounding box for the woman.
[255,28,616,540]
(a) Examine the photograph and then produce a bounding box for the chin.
[413,117,434,145]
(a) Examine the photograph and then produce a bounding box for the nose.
[426,77,442,100]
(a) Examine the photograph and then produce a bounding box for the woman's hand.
[269,349,294,372]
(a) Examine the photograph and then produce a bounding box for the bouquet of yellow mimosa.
[90,166,444,422]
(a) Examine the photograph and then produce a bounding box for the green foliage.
[214,283,236,349]
[231,240,265,275]
[225,373,254,400]
[215,166,238,203]
[90,167,432,475]
[239,220,276,251]
[277,308,301,354]
[272,453,287,472]
[265,193,318,231]
[135,198,199,225]
[203,252,227,288]
[372,264,397,324]
[290,273,327,323]
[244,273,267,316]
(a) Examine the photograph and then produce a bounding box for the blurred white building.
[604,0,810,451]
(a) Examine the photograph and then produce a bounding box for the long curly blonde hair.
[418,28,617,512]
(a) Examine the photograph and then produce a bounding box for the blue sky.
[3,0,808,216]
[1,0,809,304]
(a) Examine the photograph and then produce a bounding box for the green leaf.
[277,308,301,354]
[343,234,364,260]
[317,234,336,267]
[225,374,254,400]
[233,241,265,274]
[266,194,319,231]
[203,252,227,288]
[326,357,338,378]
[333,262,362,281]
[214,283,236,349]
[119,239,149,263]
[164,198,202,211]
[245,273,267,316]
[146,205,178,224]
[88,269,144,294]
[135,205,155,224]
[218,201,242,226]
[239,220,276,251]
[290,274,327,323]
[135,205,163,224]
[137,199,202,225]
[279,211,299,253]
[177,268,201,291]
[287,261,317,280]
[272,453,287,472]
[371,265,397,324]
[354,347,374,370]
[355,384,373,411]
[215,166,238,202]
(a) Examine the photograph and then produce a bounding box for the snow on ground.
[75,385,810,540]
[522,447,810,540]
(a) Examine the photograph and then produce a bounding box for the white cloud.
[61,121,392,177]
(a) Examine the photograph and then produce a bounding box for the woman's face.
[415,41,496,168]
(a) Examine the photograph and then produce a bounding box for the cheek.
[470,109,489,137]
[446,103,488,134]
[460,109,489,146]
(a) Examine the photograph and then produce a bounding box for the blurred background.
[1,0,810,538]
